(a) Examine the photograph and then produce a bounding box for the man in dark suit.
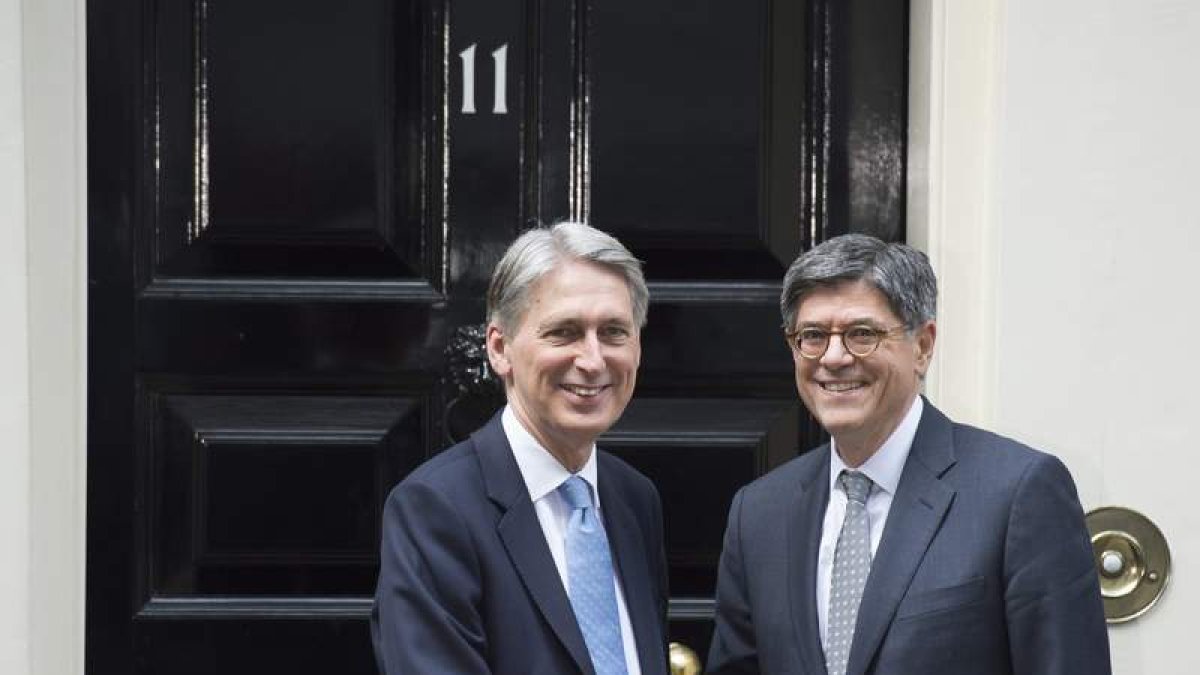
[372,222,668,675]
[707,234,1110,675]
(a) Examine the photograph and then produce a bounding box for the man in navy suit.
[372,222,668,674]
[707,234,1110,674]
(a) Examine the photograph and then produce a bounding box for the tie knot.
[839,470,872,505]
[558,475,594,511]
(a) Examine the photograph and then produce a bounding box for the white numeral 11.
[459,43,508,115]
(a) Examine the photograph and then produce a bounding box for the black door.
[87,0,906,672]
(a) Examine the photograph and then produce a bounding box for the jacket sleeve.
[650,481,671,671]
[706,487,761,674]
[371,479,491,675]
[1003,453,1112,675]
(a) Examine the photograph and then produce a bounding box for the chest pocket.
[895,576,986,621]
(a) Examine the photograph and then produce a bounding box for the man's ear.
[485,322,511,377]
[914,320,937,376]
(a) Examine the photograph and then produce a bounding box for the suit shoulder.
[951,420,1044,459]
[389,437,480,498]
[947,419,1073,482]
[738,447,826,499]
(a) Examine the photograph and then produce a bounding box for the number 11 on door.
[459,43,508,115]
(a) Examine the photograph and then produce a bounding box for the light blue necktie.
[558,475,629,675]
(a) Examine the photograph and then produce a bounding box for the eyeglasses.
[785,324,909,359]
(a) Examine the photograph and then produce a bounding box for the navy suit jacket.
[707,399,1110,675]
[372,414,670,674]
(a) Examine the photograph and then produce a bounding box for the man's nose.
[574,333,605,372]
[819,334,855,368]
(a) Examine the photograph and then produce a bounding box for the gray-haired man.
[373,222,669,675]
[707,233,1110,674]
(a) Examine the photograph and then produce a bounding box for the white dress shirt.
[502,406,642,675]
[816,395,924,649]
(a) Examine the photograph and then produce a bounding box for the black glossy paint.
[88,0,907,671]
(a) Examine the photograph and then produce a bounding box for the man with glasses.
[707,234,1110,674]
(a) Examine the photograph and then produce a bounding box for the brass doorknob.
[669,641,701,675]
[1085,506,1171,623]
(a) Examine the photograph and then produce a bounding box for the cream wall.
[914,0,1198,673]
[1,0,34,669]
[1,0,88,674]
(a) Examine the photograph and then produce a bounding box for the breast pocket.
[895,576,986,621]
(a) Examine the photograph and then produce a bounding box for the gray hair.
[487,221,648,331]
[780,233,937,331]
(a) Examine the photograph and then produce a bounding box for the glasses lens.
[843,326,881,356]
[796,328,828,358]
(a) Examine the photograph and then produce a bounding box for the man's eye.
[544,327,577,340]
[599,325,630,341]
[845,326,877,340]
[845,326,880,347]
[798,328,827,343]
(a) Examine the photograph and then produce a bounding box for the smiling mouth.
[819,382,865,393]
[561,384,607,398]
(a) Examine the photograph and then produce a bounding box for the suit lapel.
[846,401,957,675]
[788,448,833,675]
[475,416,595,675]
[598,458,666,675]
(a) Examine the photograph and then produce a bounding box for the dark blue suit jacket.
[708,399,1110,674]
[372,414,670,674]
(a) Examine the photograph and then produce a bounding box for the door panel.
[88,0,908,671]
[146,393,422,598]
[589,0,800,279]
[149,0,435,285]
[609,397,802,595]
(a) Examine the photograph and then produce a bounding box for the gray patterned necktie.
[825,470,874,675]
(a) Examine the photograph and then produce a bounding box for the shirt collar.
[829,395,923,497]
[502,405,600,505]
